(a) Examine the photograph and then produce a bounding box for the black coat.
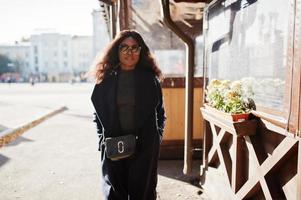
[91,67,166,200]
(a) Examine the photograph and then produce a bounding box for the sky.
[0,0,100,44]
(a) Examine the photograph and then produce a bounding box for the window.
[204,0,290,113]
[131,0,186,77]
[34,46,38,54]
[195,35,204,77]
[154,50,185,76]
[34,56,38,64]
[62,40,67,47]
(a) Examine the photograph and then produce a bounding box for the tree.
[0,54,12,75]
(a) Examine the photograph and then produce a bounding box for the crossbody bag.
[104,134,138,161]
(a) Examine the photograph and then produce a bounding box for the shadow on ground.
[0,154,10,168]
[158,160,202,186]
[5,136,34,147]
[0,124,9,132]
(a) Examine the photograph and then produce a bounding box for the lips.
[125,57,135,61]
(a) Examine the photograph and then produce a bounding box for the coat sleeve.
[155,78,166,142]
[93,112,104,151]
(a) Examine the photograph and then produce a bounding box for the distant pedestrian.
[90,30,166,200]
[7,76,11,84]
[29,77,35,86]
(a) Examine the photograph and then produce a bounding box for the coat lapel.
[106,73,119,134]
[134,69,158,130]
[91,72,118,134]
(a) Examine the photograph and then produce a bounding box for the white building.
[30,33,72,82]
[92,9,110,58]
[71,35,93,75]
[0,42,31,77]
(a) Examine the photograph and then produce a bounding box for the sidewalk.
[157,160,209,199]
[0,107,103,200]
[0,83,210,199]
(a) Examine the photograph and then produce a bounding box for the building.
[0,8,108,82]
[0,42,31,80]
[30,33,72,82]
[0,33,94,82]
[71,35,93,79]
[92,9,110,58]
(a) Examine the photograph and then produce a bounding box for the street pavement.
[0,83,209,200]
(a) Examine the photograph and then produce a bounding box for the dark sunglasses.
[119,44,141,55]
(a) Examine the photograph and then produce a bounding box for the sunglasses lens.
[119,45,141,54]
[131,45,140,53]
[119,45,129,53]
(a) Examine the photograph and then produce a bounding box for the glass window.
[195,35,203,77]
[204,0,290,112]
[154,50,185,76]
[131,0,186,77]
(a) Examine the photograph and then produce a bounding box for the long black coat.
[91,67,166,200]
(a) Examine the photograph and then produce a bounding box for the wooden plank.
[201,108,237,134]
[259,177,273,200]
[296,138,301,200]
[236,136,297,199]
[200,108,257,136]
[217,142,232,188]
[200,121,212,176]
[207,128,225,163]
[260,137,297,173]
[233,120,257,136]
[193,88,203,139]
[231,136,244,193]
[163,88,203,140]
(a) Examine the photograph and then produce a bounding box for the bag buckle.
[117,141,125,153]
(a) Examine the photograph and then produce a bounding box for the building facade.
[0,42,31,80]
[71,35,93,80]
[30,33,72,82]
[92,9,110,58]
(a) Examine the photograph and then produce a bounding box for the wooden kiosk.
[200,0,301,199]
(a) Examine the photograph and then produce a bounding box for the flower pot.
[204,104,250,122]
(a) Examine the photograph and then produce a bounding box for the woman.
[90,30,166,200]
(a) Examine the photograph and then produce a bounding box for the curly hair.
[89,30,162,83]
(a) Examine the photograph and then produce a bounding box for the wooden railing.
[200,107,301,200]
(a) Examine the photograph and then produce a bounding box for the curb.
[0,106,68,149]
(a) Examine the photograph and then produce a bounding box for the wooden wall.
[159,86,204,159]
[162,87,204,140]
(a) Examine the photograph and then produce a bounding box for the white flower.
[205,78,255,114]
[230,81,242,93]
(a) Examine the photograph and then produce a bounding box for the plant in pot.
[205,79,256,122]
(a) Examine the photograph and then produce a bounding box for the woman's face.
[118,37,141,70]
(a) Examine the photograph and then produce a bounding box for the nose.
[125,50,135,55]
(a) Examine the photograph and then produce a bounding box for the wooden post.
[231,136,244,193]
[296,138,301,200]
[119,0,132,30]
[99,0,117,39]
[111,3,117,38]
